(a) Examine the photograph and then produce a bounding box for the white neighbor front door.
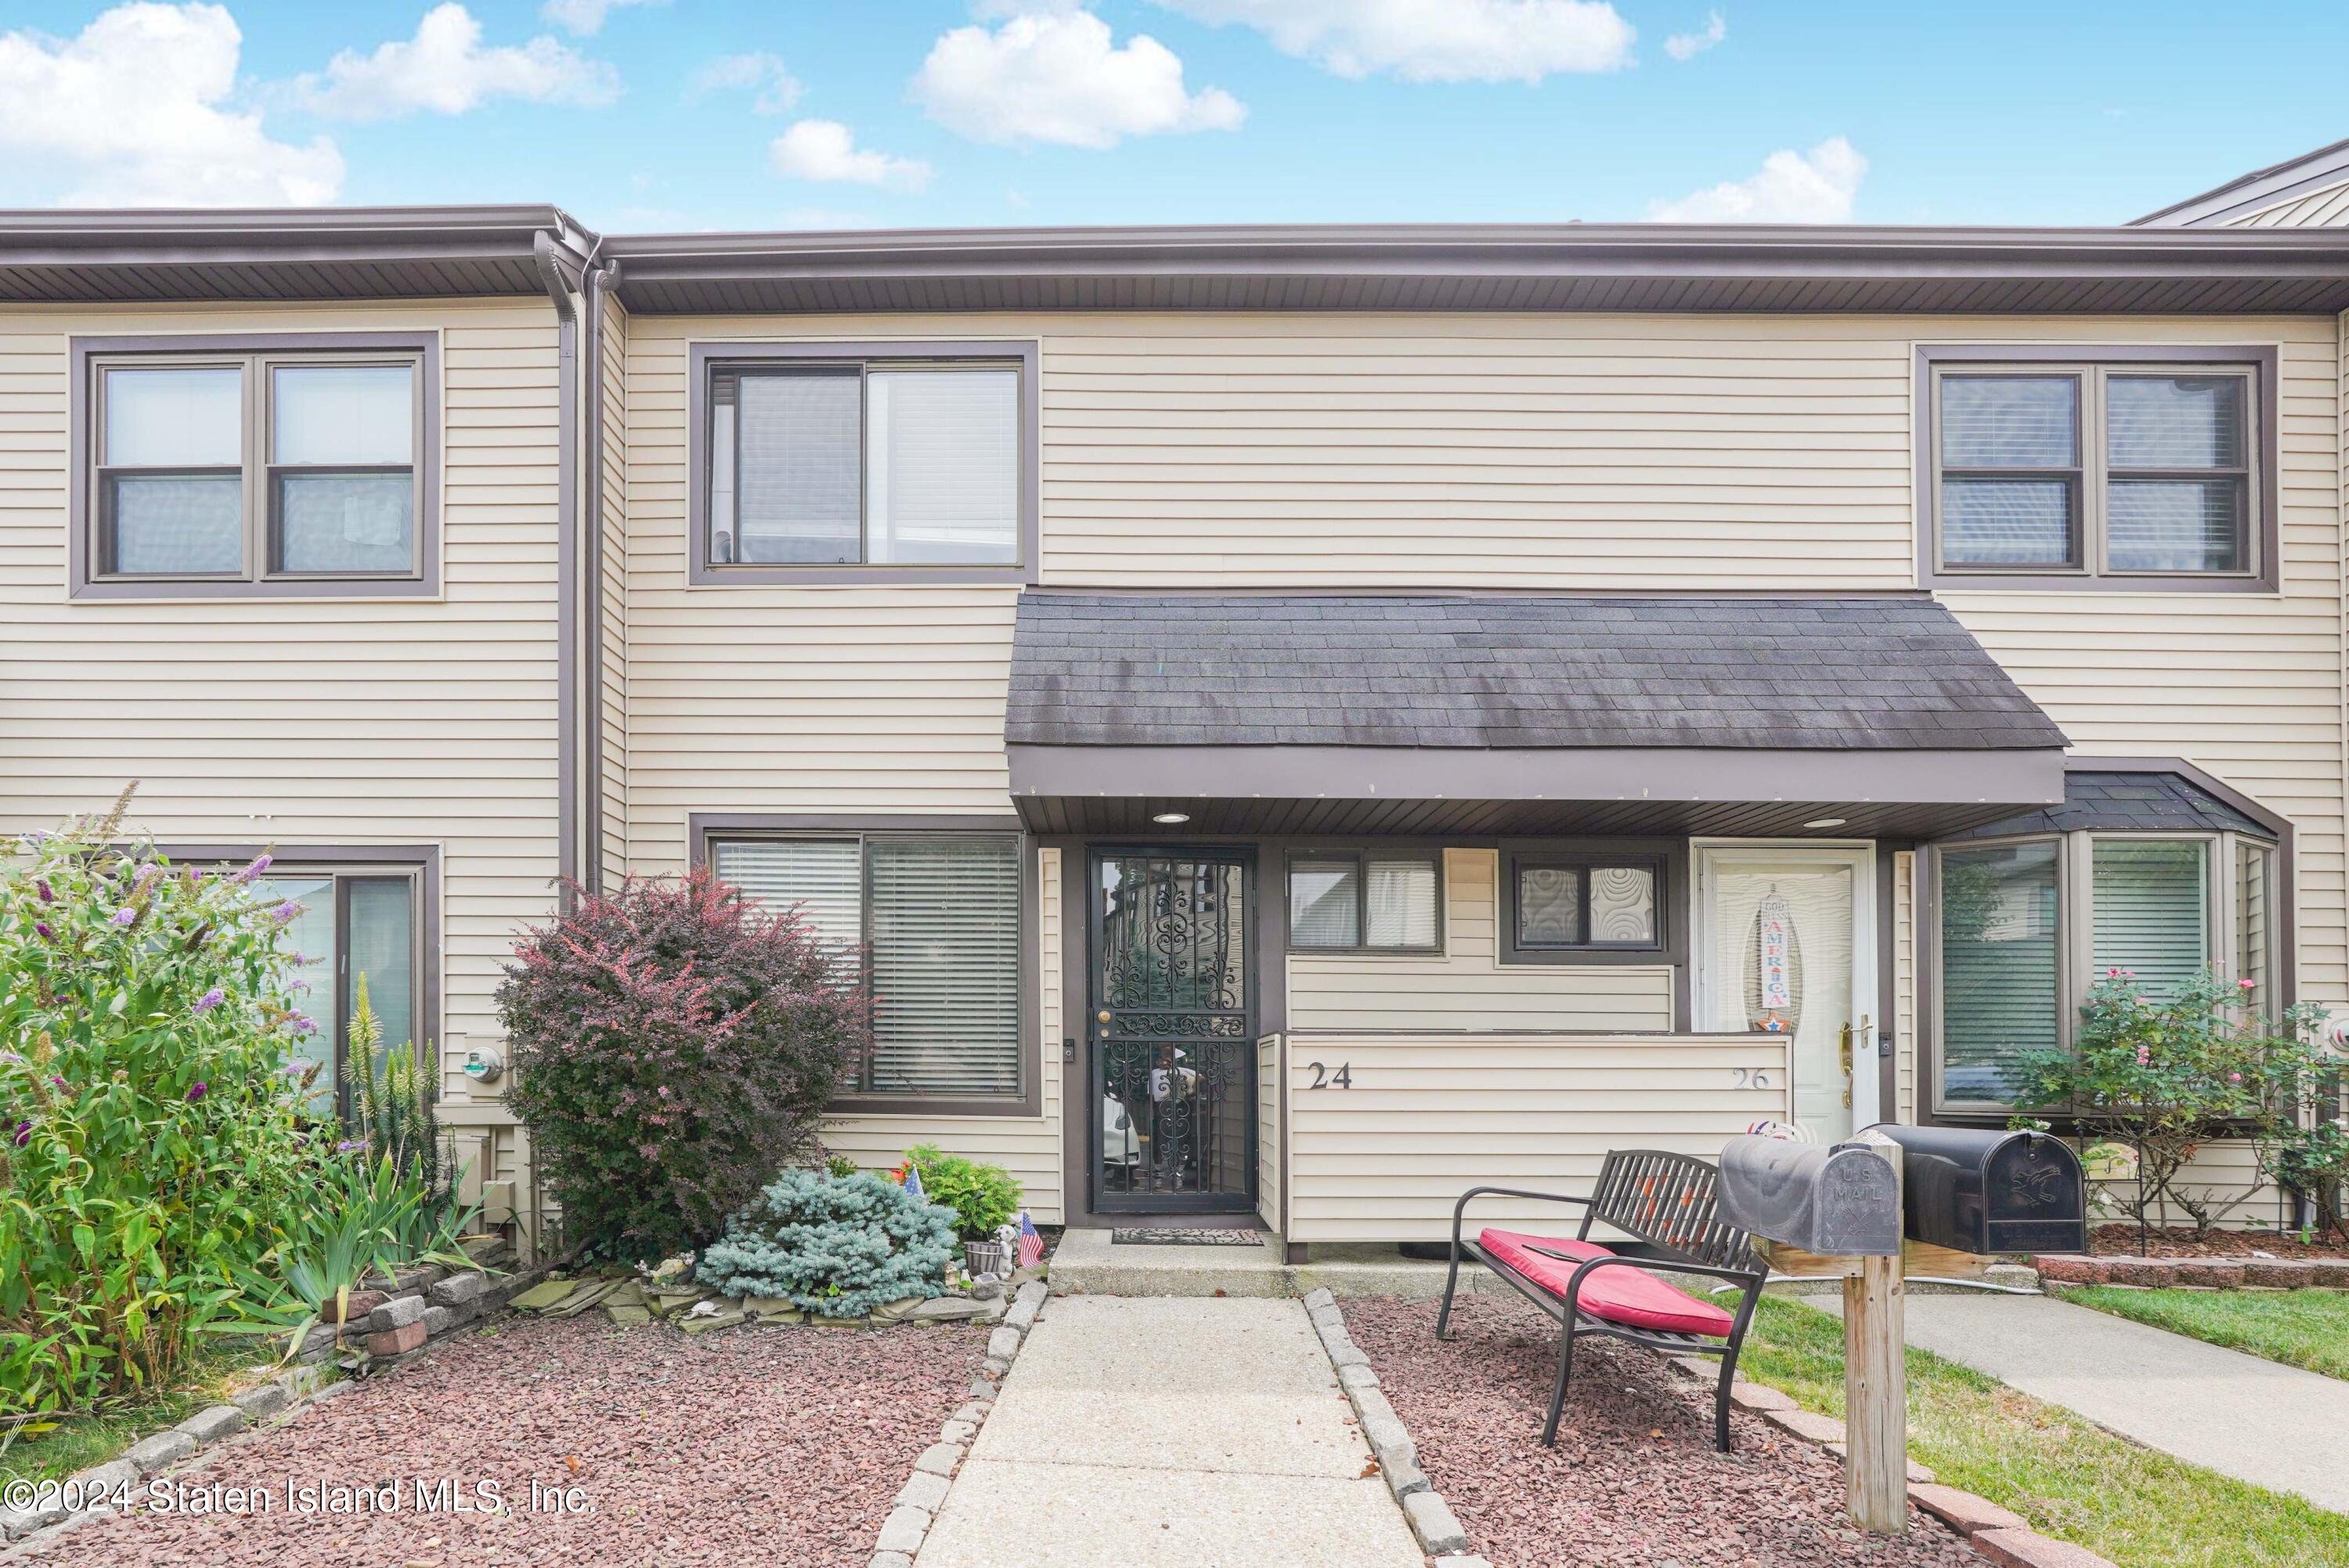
[1694,843,1879,1142]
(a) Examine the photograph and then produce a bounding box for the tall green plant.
[341,973,441,1193]
[2015,968,2323,1244]
[0,792,320,1415]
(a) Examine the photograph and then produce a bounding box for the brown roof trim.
[601,220,2349,315]
[0,204,594,304]
[2133,138,2349,228]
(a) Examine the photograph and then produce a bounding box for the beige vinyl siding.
[596,292,629,886]
[1257,1033,1281,1234]
[819,842,1064,1224]
[1287,849,1673,1031]
[2225,181,2349,228]
[0,300,564,1161]
[1280,1032,1792,1242]
[622,307,2344,1231]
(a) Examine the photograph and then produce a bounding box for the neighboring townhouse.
[6,150,2349,1253]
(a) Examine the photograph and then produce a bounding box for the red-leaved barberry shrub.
[497,868,871,1260]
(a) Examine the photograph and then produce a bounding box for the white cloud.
[770,119,931,192]
[1156,0,1632,84]
[1663,9,1725,60]
[690,51,800,114]
[913,9,1243,149]
[0,2,341,205]
[1647,137,1866,222]
[294,3,619,121]
[539,0,665,35]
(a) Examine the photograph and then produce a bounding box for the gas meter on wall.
[2318,1005,2349,1058]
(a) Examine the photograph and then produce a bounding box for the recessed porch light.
[1152,812,1192,825]
[1802,817,1848,830]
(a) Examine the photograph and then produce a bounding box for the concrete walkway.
[916,1295,1423,1567]
[1803,1290,2349,1515]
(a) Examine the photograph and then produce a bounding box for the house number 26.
[1730,1068,1774,1090]
[1306,1062,1353,1090]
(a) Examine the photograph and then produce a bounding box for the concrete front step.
[1048,1231,1510,1300]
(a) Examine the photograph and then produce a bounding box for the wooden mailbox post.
[1716,1130,1908,1535]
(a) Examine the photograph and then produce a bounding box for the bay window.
[1932,829,2280,1112]
[711,832,1024,1101]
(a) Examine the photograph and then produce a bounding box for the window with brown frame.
[85,349,427,589]
[1930,361,2260,582]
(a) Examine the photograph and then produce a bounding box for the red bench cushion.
[1478,1227,1735,1339]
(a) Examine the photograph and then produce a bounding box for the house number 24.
[1305,1062,1353,1089]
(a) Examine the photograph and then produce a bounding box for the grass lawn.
[0,1343,273,1487]
[2051,1286,2349,1382]
[1736,1295,2349,1568]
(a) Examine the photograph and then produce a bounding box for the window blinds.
[868,837,1021,1097]
[713,836,1020,1098]
[2091,839,2210,1000]
[1938,840,2061,1105]
[867,368,1019,564]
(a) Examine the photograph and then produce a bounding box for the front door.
[1088,849,1255,1213]
[1694,844,1878,1143]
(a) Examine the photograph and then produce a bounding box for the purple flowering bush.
[498,867,871,1260]
[0,794,319,1415]
[2014,968,2326,1244]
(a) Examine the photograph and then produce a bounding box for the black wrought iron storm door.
[1089,850,1256,1213]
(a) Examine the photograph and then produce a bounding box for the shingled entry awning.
[1005,593,2069,838]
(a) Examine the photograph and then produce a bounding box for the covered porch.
[1006,590,2073,1246]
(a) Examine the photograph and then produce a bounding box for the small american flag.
[1016,1211,1045,1268]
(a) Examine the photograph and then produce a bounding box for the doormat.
[1111,1228,1263,1247]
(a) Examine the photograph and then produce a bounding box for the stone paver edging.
[1301,1288,1491,1568]
[867,1278,1048,1568]
[2033,1253,2349,1290]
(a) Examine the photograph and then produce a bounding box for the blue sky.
[1,2,2344,230]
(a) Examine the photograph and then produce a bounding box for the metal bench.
[1436,1148,1770,1452]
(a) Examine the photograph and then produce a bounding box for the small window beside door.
[1286,852,1441,953]
[695,344,1035,583]
[1506,855,1665,955]
[75,336,436,598]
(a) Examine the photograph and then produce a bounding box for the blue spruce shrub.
[695,1169,956,1317]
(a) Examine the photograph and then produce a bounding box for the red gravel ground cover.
[29,1311,987,1568]
[2087,1223,2346,1259]
[1342,1293,1980,1568]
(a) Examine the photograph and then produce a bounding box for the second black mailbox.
[1860,1123,2087,1256]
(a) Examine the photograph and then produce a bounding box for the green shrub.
[0,795,319,1415]
[898,1144,1019,1242]
[695,1170,954,1317]
[497,868,871,1260]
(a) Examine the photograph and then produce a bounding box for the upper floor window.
[1923,351,2271,591]
[74,333,438,599]
[693,342,1037,584]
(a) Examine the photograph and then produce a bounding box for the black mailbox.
[1860,1123,2087,1256]
[1716,1135,1902,1256]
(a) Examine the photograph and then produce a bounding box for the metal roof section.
[0,204,591,304]
[2133,137,2349,228]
